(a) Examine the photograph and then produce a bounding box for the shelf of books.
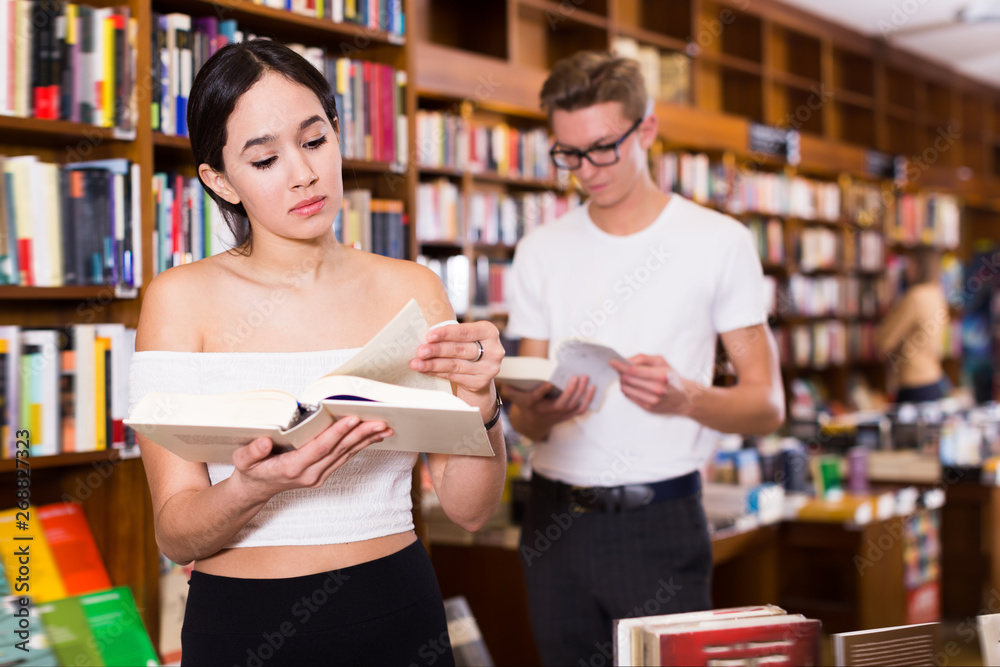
[413,97,579,320]
[2,0,1000,661]
[0,501,160,665]
[1,0,418,658]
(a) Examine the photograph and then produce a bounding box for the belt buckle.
[621,484,656,511]
[568,485,599,514]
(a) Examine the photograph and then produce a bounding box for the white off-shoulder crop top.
[128,349,417,548]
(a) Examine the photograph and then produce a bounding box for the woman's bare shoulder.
[135,255,238,352]
[348,249,454,324]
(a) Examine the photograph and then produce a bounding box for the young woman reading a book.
[129,40,506,666]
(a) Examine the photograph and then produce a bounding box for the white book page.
[552,340,628,410]
[979,613,1000,665]
[325,298,450,392]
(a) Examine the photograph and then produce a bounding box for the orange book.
[94,336,110,451]
[37,502,111,596]
[0,506,67,603]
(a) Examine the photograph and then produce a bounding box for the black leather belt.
[534,470,701,514]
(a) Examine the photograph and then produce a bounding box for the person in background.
[500,50,785,666]
[128,40,506,666]
[877,247,951,403]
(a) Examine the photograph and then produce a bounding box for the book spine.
[112,10,125,129]
[176,16,191,136]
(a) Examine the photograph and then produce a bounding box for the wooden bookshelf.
[0,449,124,474]
[1,0,415,657]
[4,0,1000,657]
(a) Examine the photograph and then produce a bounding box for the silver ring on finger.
[472,340,484,363]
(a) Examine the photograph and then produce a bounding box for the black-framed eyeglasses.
[549,115,644,170]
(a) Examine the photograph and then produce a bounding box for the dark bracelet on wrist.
[484,393,503,431]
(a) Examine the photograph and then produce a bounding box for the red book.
[17,238,33,286]
[383,65,394,164]
[33,89,51,120]
[372,63,382,162]
[642,614,821,666]
[37,501,112,596]
[172,173,183,263]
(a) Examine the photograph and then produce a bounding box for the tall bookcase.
[0,0,416,651]
[409,0,991,407]
[4,0,1000,658]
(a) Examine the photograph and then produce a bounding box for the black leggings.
[180,539,454,667]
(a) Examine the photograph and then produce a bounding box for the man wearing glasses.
[502,51,785,666]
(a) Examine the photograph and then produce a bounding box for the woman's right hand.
[230,416,393,500]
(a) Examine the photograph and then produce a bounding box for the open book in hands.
[496,339,629,411]
[125,300,493,463]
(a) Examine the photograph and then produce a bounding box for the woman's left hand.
[410,321,503,395]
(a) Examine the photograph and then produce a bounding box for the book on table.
[497,339,628,410]
[832,622,939,666]
[613,604,787,666]
[639,612,821,666]
[126,299,493,463]
[978,613,1000,665]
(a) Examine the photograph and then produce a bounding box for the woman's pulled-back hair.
[911,246,941,286]
[186,39,338,253]
[539,51,647,122]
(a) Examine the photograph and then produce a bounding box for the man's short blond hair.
[540,51,648,121]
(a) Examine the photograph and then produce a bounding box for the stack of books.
[1,157,142,289]
[613,605,820,666]
[0,323,135,458]
[0,502,158,666]
[0,0,138,132]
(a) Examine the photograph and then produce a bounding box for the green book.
[78,587,159,666]
[37,596,105,666]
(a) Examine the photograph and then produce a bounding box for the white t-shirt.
[506,195,767,486]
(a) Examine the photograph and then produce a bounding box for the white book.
[127,300,493,463]
[638,45,661,100]
[979,613,1000,665]
[44,162,63,286]
[611,35,639,60]
[0,0,9,115]
[27,160,51,287]
[613,605,786,666]
[497,339,629,411]
[129,161,142,287]
[18,330,61,456]
[72,324,97,452]
[165,13,191,135]
[13,0,31,117]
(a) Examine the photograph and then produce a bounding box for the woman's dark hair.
[910,246,941,285]
[187,39,338,253]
